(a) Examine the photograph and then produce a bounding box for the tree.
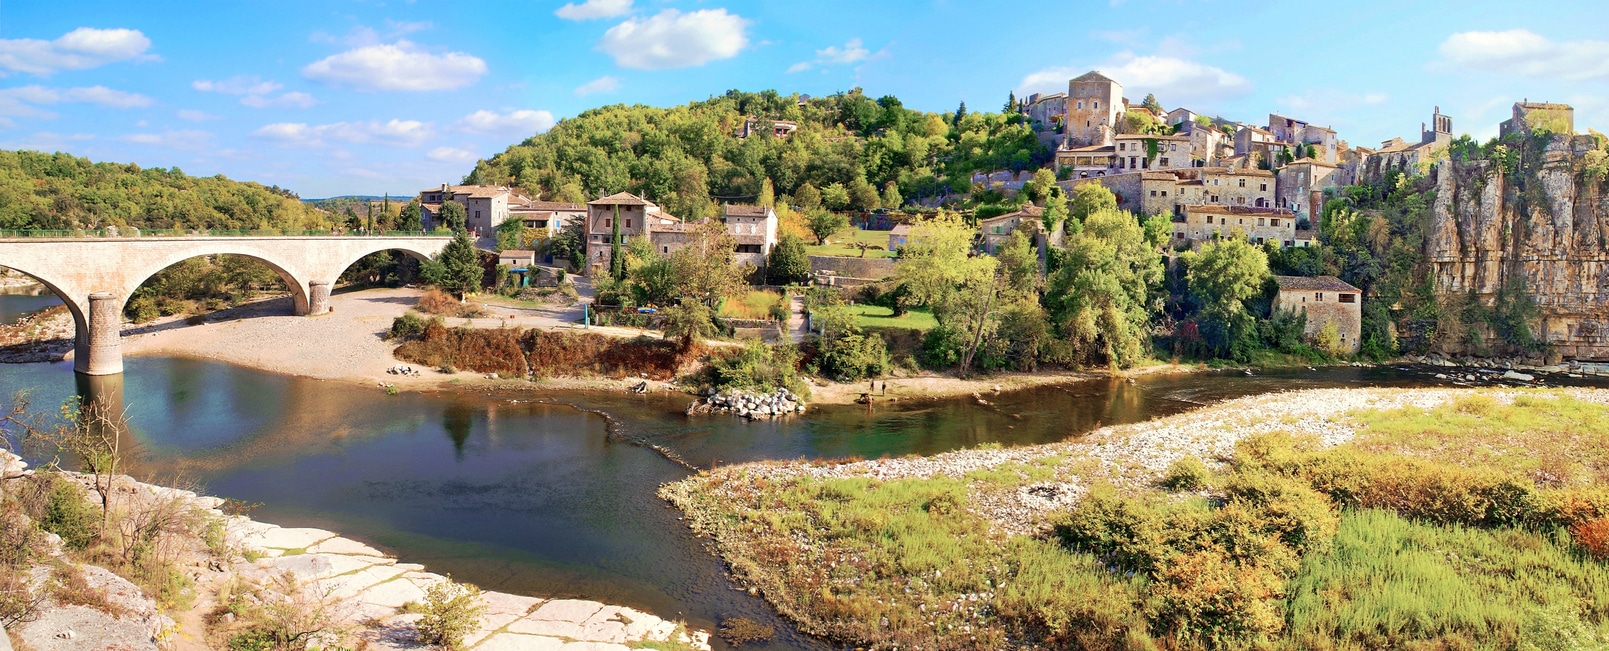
[806,209,849,245]
[821,182,851,211]
[494,218,530,252]
[954,101,967,126]
[881,181,903,211]
[1046,207,1164,369]
[399,199,423,231]
[1005,91,1017,113]
[1142,93,1163,113]
[670,217,748,307]
[437,201,467,233]
[546,219,584,265]
[794,182,822,210]
[1068,182,1119,224]
[416,576,486,651]
[661,298,718,348]
[343,206,362,230]
[849,179,880,212]
[766,233,810,284]
[1183,237,1270,359]
[421,230,484,299]
[758,177,775,208]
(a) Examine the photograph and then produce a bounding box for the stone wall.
[1422,135,1609,360]
[1274,289,1362,354]
[809,255,895,280]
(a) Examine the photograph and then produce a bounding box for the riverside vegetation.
[662,388,1609,650]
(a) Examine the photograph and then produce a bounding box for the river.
[1,357,1602,649]
[0,285,62,325]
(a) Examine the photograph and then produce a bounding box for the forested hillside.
[465,89,1047,219]
[0,150,333,232]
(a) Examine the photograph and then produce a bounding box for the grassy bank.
[661,388,1609,650]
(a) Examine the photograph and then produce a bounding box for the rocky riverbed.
[676,386,1609,536]
[2,451,710,651]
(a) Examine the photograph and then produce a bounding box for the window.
[1171,144,1178,151]
[1150,190,1157,197]
[475,210,481,219]
[626,219,632,228]
[1119,142,1125,151]
[663,246,669,253]
[1258,218,1265,226]
[605,218,612,227]
[1238,178,1246,187]
[1176,232,1185,239]
[1077,101,1084,109]
[1210,195,1219,202]
[1339,293,1356,304]
[1093,101,1099,109]
[1206,215,1214,224]
[1160,158,1169,166]
[1315,292,1323,302]
[1213,179,1220,186]
[1161,190,1167,196]
[1270,218,1280,227]
[1260,183,1268,191]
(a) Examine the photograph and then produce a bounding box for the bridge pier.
[308,280,332,316]
[77,292,124,376]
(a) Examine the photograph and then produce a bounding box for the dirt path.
[787,294,806,343]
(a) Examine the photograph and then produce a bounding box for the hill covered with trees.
[464,89,1047,218]
[0,150,333,232]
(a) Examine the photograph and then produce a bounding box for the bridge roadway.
[0,235,450,376]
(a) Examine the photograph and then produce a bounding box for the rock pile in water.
[687,388,805,419]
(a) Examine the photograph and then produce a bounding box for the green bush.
[415,576,486,650]
[41,474,98,550]
[1160,456,1210,492]
[708,340,802,393]
[386,313,442,341]
[818,331,888,382]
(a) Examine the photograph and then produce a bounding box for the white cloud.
[240,92,318,109]
[311,21,434,48]
[120,129,213,150]
[1017,53,1252,106]
[789,38,871,73]
[0,85,153,118]
[0,27,154,76]
[177,109,218,121]
[1278,89,1389,113]
[427,146,479,163]
[193,76,282,96]
[452,109,555,136]
[556,0,633,20]
[816,39,869,65]
[252,119,433,148]
[574,75,620,96]
[0,131,95,151]
[303,40,487,91]
[597,9,749,70]
[1437,30,1609,81]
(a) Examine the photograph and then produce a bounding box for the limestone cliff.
[1422,135,1609,360]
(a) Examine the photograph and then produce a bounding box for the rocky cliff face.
[1425,135,1609,361]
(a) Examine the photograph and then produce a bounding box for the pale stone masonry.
[1172,205,1297,248]
[1272,275,1363,354]
[584,192,779,272]
[418,184,530,235]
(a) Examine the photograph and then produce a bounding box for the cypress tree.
[609,204,624,281]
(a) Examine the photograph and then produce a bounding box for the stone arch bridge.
[0,236,450,376]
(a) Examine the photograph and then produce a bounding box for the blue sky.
[1,0,1606,198]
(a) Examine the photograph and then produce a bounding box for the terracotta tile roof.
[723,204,772,217]
[890,224,912,235]
[1274,275,1359,293]
[1072,70,1115,83]
[1285,157,1339,168]
[500,249,537,256]
[589,192,653,206]
[518,201,587,211]
[1294,229,1316,239]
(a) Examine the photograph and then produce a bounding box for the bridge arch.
[0,263,92,369]
[121,251,312,318]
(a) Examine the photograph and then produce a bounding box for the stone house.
[1233,126,1287,166]
[888,223,912,251]
[1272,275,1362,354]
[585,192,682,270]
[1064,71,1123,148]
[498,249,537,268]
[1165,107,1198,127]
[1177,120,1226,166]
[1268,114,1338,164]
[1171,205,1297,248]
[1173,166,1276,211]
[1066,171,1179,217]
[417,184,527,235]
[1499,101,1573,138]
[977,205,1051,255]
[722,204,780,266]
[1275,158,1347,221]
[740,116,799,139]
[1055,143,1117,178]
[509,200,586,238]
[1112,134,1192,172]
[1365,107,1457,174]
[1024,92,1067,131]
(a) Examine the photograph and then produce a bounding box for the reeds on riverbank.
[392,318,691,380]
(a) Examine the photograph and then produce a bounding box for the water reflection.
[0,284,63,325]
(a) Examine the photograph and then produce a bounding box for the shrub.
[818,331,889,382]
[1570,517,1609,560]
[415,576,486,650]
[708,340,802,393]
[1160,457,1210,492]
[661,299,718,346]
[415,289,486,318]
[717,617,776,646]
[386,313,442,341]
[41,474,98,550]
[393,326,528,378]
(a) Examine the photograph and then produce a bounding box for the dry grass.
[393,323,692,380]
[415,289,488,318]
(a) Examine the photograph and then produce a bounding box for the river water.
[1,357,1603,649]
[0,286,62,325]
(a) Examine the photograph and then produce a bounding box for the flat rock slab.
[483,590,544,616]
[506,618,588,640]
[307,536,387,557]
[321,562,412,600]
[473,633,566,651]
[14,604,157,651]
[246,526,338,551]
[558,642,630,651]
[357,577,429,609]
[267,552,387,582]
[530,599,604,623]
[463,612,525,648]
